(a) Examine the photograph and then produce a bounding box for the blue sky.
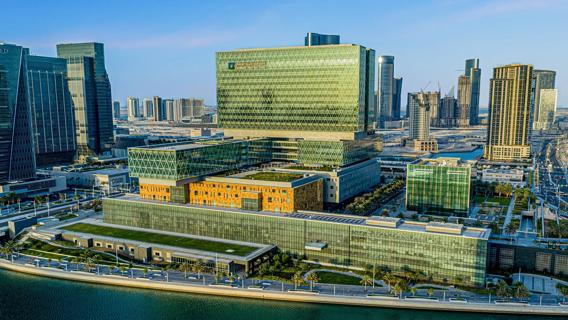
[3,0,567,108]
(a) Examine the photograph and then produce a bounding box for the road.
[534,138,568,216]
[3,252,567,307]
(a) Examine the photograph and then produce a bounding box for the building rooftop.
[113,194,491,240]
[416,157,470,167]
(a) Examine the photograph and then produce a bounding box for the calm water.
[0,270,548,320]
[431,148,484,161]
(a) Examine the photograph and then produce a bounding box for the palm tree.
[179,261,191,278]
[496,280,511,300]
[119,265,126,275]
[306,273,319,292]
[292,272,304,290]
[193,261,205,279]
[143,267,149,278]
[360,275,373,292]
[427,288,434,298]
[512,281,530,301]
[505,223,516,236]
[556,284,568,302]
[383,273,396,292]
[0,241,17,260]
[410,286,417,297]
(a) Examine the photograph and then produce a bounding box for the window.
[118,246,124,251]
[107,244,113,249]
[268,197,272,203]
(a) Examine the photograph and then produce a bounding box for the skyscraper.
[304,32,340,46]
[164,99,174,121]
[57,42,114,158]
[392,77,403,120]
[408,92,431,141]
[127,97,140,120]
[27,55,76,166]
[534,89,557,130]
[531,70,556,130]
[484,64,532,161]
[426,91,441,127]
[376,55,394,127]
[407,92,438,151]
[0,43,36,183]
[112,101,120,120]
[457,75,472,127]
[142,98,153,118]
[439,90,458,128]
[152,96,163,121]
[463,59,481,125]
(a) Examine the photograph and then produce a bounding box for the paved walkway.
[1,258,567,316]
[502,193,516,229]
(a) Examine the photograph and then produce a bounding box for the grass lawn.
[475,195,510,206]
[242,172,303,182]
[61,223,258,256]
[315,271,363,286]
[286,165,335,172]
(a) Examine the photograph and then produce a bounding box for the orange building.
[188,172,323,213]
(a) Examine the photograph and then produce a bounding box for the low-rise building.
[0,175,67,198]
[187,171,323,213]
[406,157,471,215]
[275,158,380,203]
[49,167,129,193]
[480,168,526,188]
[103,195,491,287]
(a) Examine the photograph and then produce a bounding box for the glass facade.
[465,59,481,125]
[27,55,76,166]
[103,197,488,286]
[216,44,374,135]
[0,44,36,183]
[57,42,114,157]
[376,55,394,127]
[406,160,471,215]
[128,140,263,181]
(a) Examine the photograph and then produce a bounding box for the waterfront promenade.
[1,257,567,316]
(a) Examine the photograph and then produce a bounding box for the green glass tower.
[406,158,471,215]
[216,44,375,140]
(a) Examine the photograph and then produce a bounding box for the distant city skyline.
[3,0,566,108]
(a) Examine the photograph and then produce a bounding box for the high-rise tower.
[127,97,140,120]
[57,42,114,159]
[27,55,76,166]
[376,55,394,127]
[304,32,340,46]
[484,64,532,161]
[0,43,36,183]
[531,70,556,131]
[463,59,481,125]
[407,92,438,151]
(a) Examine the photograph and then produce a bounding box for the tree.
[504,223,516,236]
[360,275,373,292]
[193,261,205,279]
[496,280,511,299]
[179,261,191,278]
[143,267,149,278]
[410,286,417,297]
[383,273,396,292]
[511,281,530,301]
[119,265,126,275]
[0,241,18,260]
[427,288,434,298]
[292,272,304,290]
[556,284,568,302]
[306,272,319,292]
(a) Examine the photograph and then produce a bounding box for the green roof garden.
[61,223,258,256]
[285,164,336,172]
[241,172,304,182]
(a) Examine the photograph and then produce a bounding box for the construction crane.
[421,81,432,92]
